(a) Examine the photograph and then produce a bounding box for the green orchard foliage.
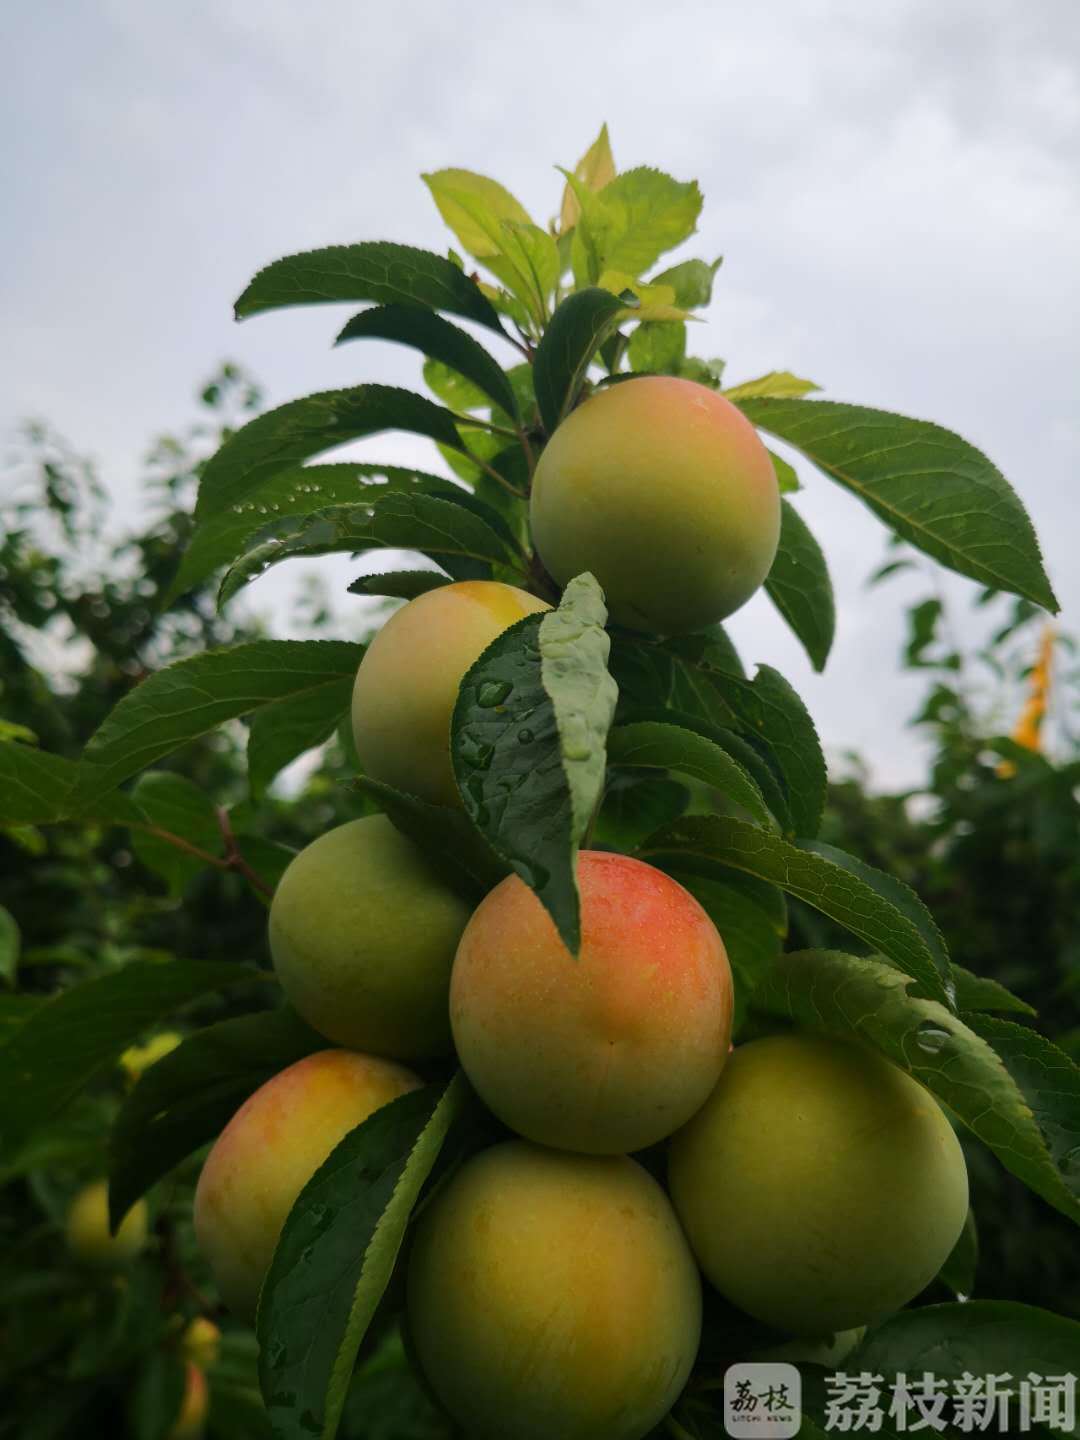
[351,581,550,807]
[194,1049,419,1318]
[531,377,781,633]
[65,1180,149,1268]
[451,851,733,1152]
[269,815,472,1058]
[406,1141,702,1440]
[669,1034,969,1334]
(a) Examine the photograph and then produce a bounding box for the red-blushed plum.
[181,1317,221,1370]
[450,851,733,1153]
[65,1181,148,1268]
[194,1050,419,1319]
[351,580,550,807]
[530,376,780,634]
[167,1362,209,1440]
[406,1141,701,1440]
[668,1033,969,1336]
[269,815,471,1058]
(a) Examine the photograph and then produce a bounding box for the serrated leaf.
[354,775,508,899]
[451,574,617,954]
[737,398,1059,612]
[247,671,356,800]
[642,819,952,1005]
[607,721,774,828]
[219,493,525,607]
[649,257,722,309]
[347,569,451,601]
[852,1301,1080,1430]
[168,463,464,605]
[627,319,686,374]
[593,773,690,852]
[533,287,633,433]
[335,305,517,418]
[257,1075,467,1440]
[498,222,560,324]
[572,167,703,281]
[73,641,365,806]
[0,906,19,986]
[764,500,836,672]
[108,1008,324,1224]
[559,124,616,233]
[422,169,533,260]
[194,387,466,526]
[0,960,259,1154]
[953,964,1037,1017]
[724,371,822,400]
[131,771,223,892]
[767,448,800,493]
[753,950,1080,1225]
[233,241,503,333]
[0,742,142,827]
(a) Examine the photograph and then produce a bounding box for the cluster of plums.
[82,381,971,1440]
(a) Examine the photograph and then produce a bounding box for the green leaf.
[737,398,1059,612]
[194,387,466,525]
[354,775,508,899]
[607,721,774,829]
[642,819,953,1005]
[573,167,703,280]
[559,123,616,233]
[108,1008,324,1224]
[168,462,464,604]
[626,319,686,374]
[335,305,518,418]
[218,493,525,607]
[0,742,142,826]
[423,357,488,412]
[247,670,356,800]
[767,448,800,494]
[649,257,722,309]
[498,222,561,323]
[854,1301,1080,1435]
[422,169,533,260]
[233,241,503,333]
[0,960,259,1155]
[451,574,617,954]
[130,771,223,893]
[130,1350,187,1440]
[0,906,19,986]
[953,964,1037,1017]
[724,371,822,400]
[533,287,633,434]
[937,1208,978,1299]
[347,569,451,601]
[593,773,690,852]
[74,641,365,806]
[257,1075,467,1440]
[754,950,1080,1225]
[764,500,836,672]
[671,870,786,1031]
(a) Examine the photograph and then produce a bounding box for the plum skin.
[65,1181,148,1268]
[668,1032,969,1335]
[269,814,472,1059]
[450,850,733,1154]
[193,1049,419,1319]
[406,1140,702,1440]
[351,579,549,807]
[529,376,780,635]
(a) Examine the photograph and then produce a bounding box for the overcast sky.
[4,0,1078,788]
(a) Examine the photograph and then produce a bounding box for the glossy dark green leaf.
[670,869,786,1031]
[765,499,836,672]
[953,964,1037,1018]
[937,1208,978,1298]
[738,397,1059,612]
[194,387,466,525]
[533,288,633,434]
[0,742,141,826]
[754,950,1080,1225]
[257,1075,467,1440]
[607,721,774,828]
[354,775,508,899]
[130,771,223,893]
[247,670,357,800]
[451,574,617,954]
[167,462,464,604]
[346,569,451,601]
[234,241,502,332]
[74,641,365,806]
[335,305,517,418]
[642,818,952,1005]
[0,960,259,1154]
[109,1008,325,1223]
[219,493,525,606]
[592,772,690,852]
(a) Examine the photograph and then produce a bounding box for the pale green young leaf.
[724,371,822,400]
[422,169,534,259]
[649,256,722,308]
[559,123,616,233]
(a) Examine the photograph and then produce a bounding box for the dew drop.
[517,728,535,744]
[458,737,494,771]
[914,1021,951,1056]
[477,680,512,708]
